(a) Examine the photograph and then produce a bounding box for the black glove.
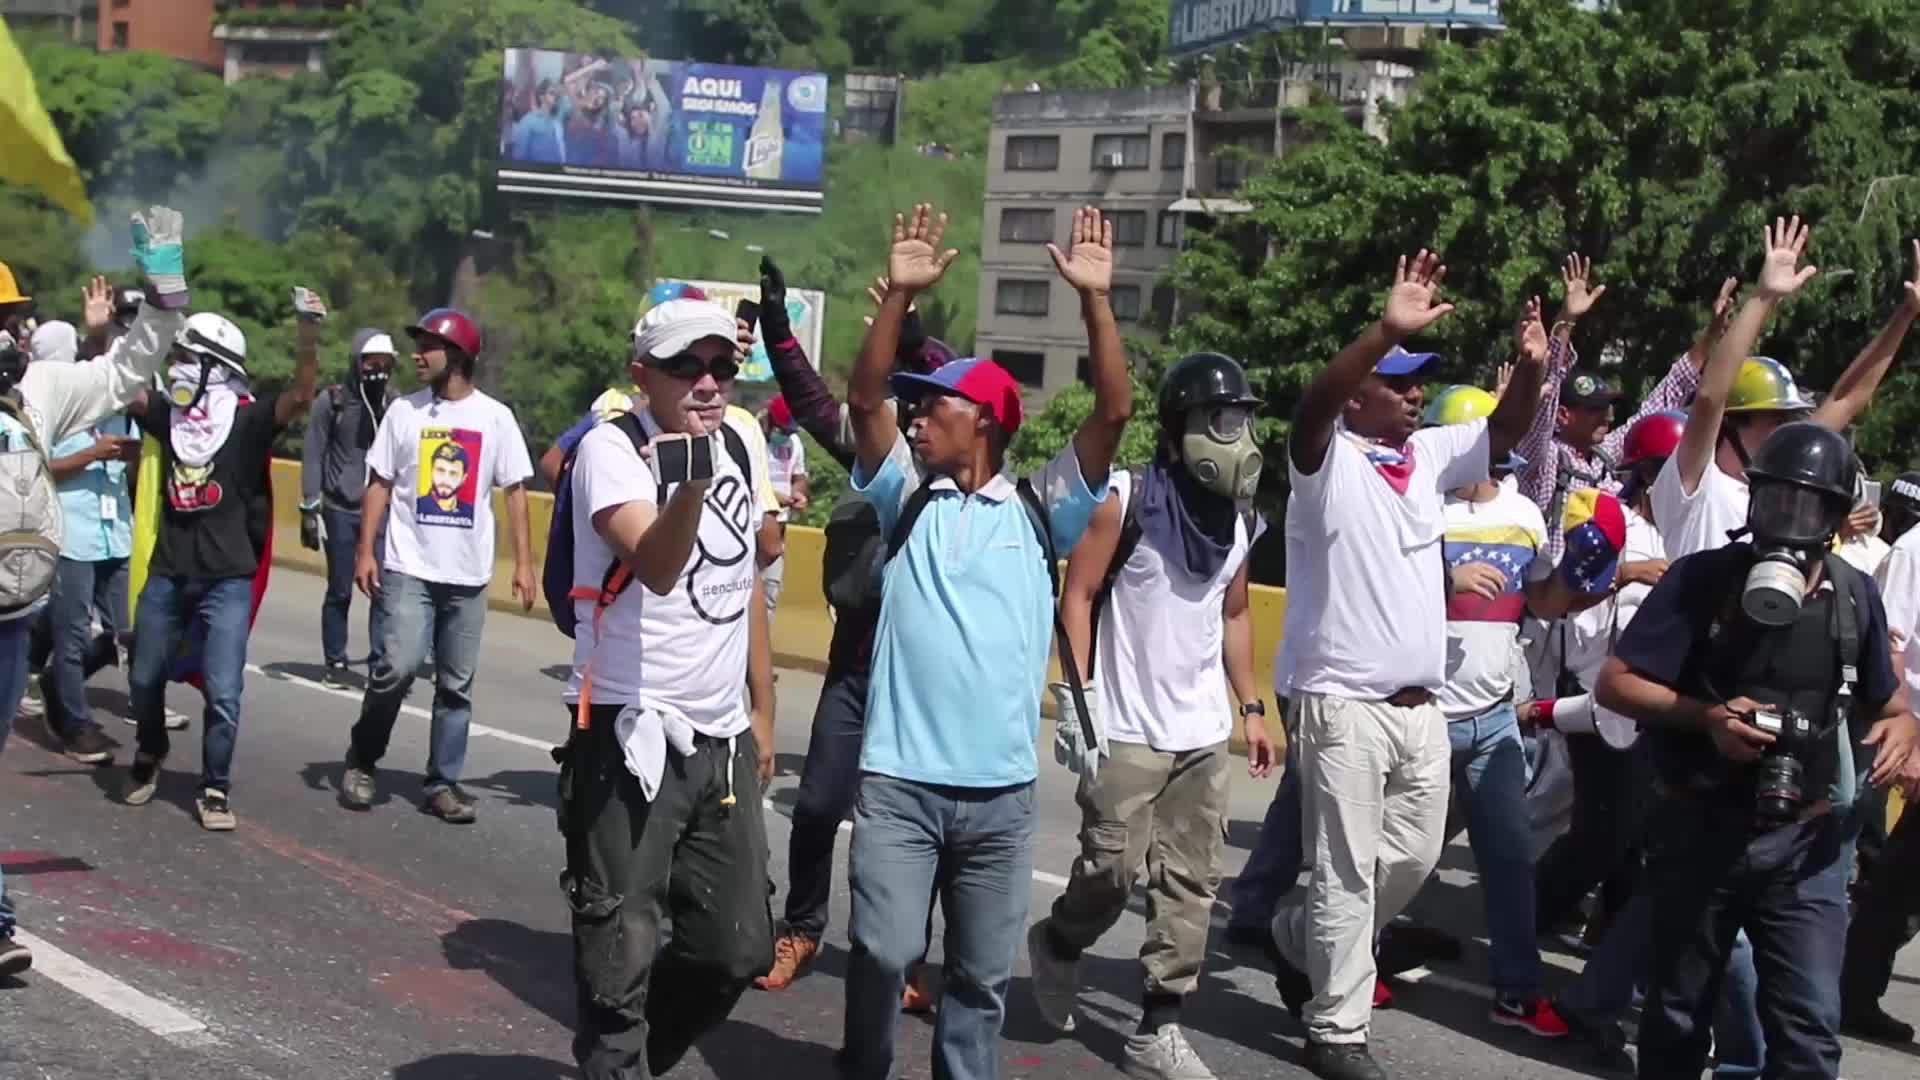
[759,255,793,344]
[300,509,323,551]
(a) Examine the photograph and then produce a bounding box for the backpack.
[0,396,63,621]
[881,477,1100,754]
[542,413,753,638]
[1084,466,1256,679]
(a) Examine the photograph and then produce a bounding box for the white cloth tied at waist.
[617,701,699,800]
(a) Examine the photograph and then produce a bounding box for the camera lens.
[1755,753,1804,824]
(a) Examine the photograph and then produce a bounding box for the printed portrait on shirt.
[416,426,483,528]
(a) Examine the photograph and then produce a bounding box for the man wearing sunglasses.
[342,307,536,824]
[556,298,776,1080]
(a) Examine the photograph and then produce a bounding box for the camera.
[1748,707,1818,824]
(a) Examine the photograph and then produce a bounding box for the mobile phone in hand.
[650,434,716,486]
[1864,480,1883,508]
[734,299,761,330]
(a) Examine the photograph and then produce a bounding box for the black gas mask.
[1741,479,1846,626]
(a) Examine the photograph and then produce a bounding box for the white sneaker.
[1123,1025,1217,1080]
[125,707,189,730]
[1025,920,1080,1032]
[15,681,44,721]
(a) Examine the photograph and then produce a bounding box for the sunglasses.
[650,351,739,382]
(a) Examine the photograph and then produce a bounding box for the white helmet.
[176,312,248,377]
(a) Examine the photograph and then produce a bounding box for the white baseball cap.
[631,299,737,362]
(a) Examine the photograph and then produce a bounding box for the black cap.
[1887,472,1920,519]
[1159,352,1261,425]
[1563,372,1621,409]
[1746,422,1857,504]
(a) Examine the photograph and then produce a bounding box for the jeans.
[1446,704,1542,999]
[0,617,31,939]
[1639,802,1848,1080]
[1229,733,1303,931]
[1535,733,1652,934]
[560,706,771,1080]
[348,570,486,793]
[784,663,868,939]
[1561,890,1765,1077]
[130,576,253,793]
[43,555,128,739]
[844,774,1035,1080]
[1840,800,1920,1013]
[321,505,384,669]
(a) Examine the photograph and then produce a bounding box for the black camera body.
[1748,706,1819,823]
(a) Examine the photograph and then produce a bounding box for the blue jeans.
[1446,704,1541,999]
[843,774,1035,1080]
[348,570,485,793]
[1639,802,1847,1080]
[321,506,384,669]
[43,555,128,739]
[130,575,253,793]
[0,616,33,939]
[1229,733,1303,930]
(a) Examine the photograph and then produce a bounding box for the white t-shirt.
[1437,485,1549,718]
[368,388,534,587]
[1095,470,1255,751]
[1652,455,1749,560]
[1556,507,1666,748]
[563,411,763,737]
[1836,533,1891,578]
[1875,526,1920,698]
[768,430,808,499]
[1279,420,1492,700]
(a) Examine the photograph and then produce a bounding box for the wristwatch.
[1239,701,1266,719]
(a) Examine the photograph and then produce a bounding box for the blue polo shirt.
[853,434,1102,787]
[51,417,134,562]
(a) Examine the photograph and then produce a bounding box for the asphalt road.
[4,568,1918,1080]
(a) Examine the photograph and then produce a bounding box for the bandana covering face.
[167,358,247,467]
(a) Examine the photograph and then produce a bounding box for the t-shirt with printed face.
[366,388,534,587]
[564,412,763,737]
[1278,419,1492,701]
[136,396,283,580]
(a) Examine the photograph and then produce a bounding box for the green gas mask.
[1180,405,1262,499]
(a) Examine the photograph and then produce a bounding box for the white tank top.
[1094,470,1254,752]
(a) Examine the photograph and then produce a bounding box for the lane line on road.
[12,930,219,1047]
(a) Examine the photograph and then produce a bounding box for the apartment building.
[1,0,99,42]
[92,0,343,82]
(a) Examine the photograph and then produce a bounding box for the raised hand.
[1382,249,1454,338]
[130,205,188,308]
[1046,205,1115,296]
[1561,253,1607,320]
[1709,276,1740,336]
[864,274,915,328]
[1901,239,1920,316]
[1494,361,1514,400]
[1516,295,1548,364]
[1755,215,1817,300]
[81,275,112,335]
[887,204,960,294]
[292,286,328,322]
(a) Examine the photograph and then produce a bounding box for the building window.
[997,351,1047,388]
[242,41,315,66]
[1152,286,1177,326]
[999,208,1055,244]
[994,279,1051,317]
[1158,211,1185,248]
[112,0,130,7]
[1005,135,1060,171]
[110,20,128,48]
[1107,211,1147,247]
[1162,132,1186,171]
[1111,285,1143,322]
[1091,134,1150,170]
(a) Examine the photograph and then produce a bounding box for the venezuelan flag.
[1443,522,1540,623]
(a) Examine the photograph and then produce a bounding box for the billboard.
[651,278,827,383]
[1168,1,1613,55]
[497,48,829,214]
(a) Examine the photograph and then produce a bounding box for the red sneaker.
[1374,979,1395,1009]
[1490,994,1570,1038]
[901,962,936,1014]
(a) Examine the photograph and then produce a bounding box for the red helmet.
[408,307,481,358]
[1621,409,1686,467]
[768,393,794,430]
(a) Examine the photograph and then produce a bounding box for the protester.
[760,393,809,615]
[338,308,535,823]
[301,329,397,688]
[838,204,1131,1080]
[120,288,323,831]
[1597,420,1920,1080]
[552,296,776,1080]
[1265,251,1543,1080]
[1654,221,1914,561]
[0,209,191,976]
[1025,352,1274,1080]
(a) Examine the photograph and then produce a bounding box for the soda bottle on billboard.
[744,79,785,180]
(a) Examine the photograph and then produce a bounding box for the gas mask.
[1179,404,1262,500]
[359,368,392,424]
[169,355,216,410]
[1742,480,1843,626]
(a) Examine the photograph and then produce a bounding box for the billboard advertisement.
[650,279,827,382]
[1168,1,1613,55]
[497,48,829,214]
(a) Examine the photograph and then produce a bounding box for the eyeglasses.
[650,351,739,382]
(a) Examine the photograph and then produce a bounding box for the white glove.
[292,286,329,322]
[1049,681,1108,778]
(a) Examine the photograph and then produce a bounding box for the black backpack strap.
[885,484,937,562]
[718,421,754,495]
[1015,478,1100,754]
[1823,553,1863,718]
[1088,467,1145,681]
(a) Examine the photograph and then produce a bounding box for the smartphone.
[649,434,716,486]
[1864,480,1883,508]
[734,298,761,329]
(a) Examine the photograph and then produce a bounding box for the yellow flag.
[0,23,91,224]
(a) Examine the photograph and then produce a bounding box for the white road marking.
[12,930,218,1046]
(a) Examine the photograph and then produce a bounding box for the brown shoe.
[754,933,819,990]
[901,962,936,1014]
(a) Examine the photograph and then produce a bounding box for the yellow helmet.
[0,261,30,306]
[1423,385,1497,428]
[1725,357,1815,413]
